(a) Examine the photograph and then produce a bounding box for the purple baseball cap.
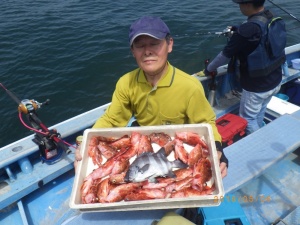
[129,16,170,45]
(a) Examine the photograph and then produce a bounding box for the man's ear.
[168,38,174,53]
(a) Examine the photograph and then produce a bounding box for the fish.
[124,147,188,183]
[175,131,208,148]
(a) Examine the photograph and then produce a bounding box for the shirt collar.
[136,61,175,87]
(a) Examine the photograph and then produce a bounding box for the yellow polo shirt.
[93,62,221,142]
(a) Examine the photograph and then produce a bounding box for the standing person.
[75,16,228,177]
[202,0,286,134]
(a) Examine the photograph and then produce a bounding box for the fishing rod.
[193,0,300,37]
[180,1,300,38]
[268,0,300,23]
[0,82,75,164]
[195,27,235,37]
[174,26,235,38]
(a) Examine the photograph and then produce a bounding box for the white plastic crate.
[69,124,224,212]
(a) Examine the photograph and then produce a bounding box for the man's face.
[239,3,251,16]
[131,35,173,77]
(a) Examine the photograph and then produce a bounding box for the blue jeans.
[239,84,281,135]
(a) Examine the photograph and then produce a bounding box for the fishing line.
[174,25,298,39]
[288,25,300,31]
[268,0,300,23]
[174,0,300,39]
[175,31,226,36]
[173,28,234,40]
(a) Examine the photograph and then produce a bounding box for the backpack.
[246,10,286,77]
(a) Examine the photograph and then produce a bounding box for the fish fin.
[137,152,153,158]
[166,170,176,178]
[172,159,188,169]
[139,164,150,174]
[148,176,157,183]
[156,147,167,157]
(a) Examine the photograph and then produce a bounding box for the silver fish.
[124,147,187,183]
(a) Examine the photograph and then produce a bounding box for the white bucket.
[291,59,300,70]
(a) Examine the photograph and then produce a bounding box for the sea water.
[0,0,299,147]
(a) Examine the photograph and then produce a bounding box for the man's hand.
[195,69,206,76]
[74,144,82,172]
[194,69,217,77]
[205,69,217,77]
[217,150,228,178]
[220,162,228,178]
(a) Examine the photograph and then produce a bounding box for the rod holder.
[18,157,33,174]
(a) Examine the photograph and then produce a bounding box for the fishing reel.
[218,26,236,38]
[18,99,46,114]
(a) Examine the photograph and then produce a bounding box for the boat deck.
[2,111,298,225]
[2,88,300,225]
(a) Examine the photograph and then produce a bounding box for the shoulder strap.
[249,15,268,24]
[248,10,274,25]
[268,17,283,28]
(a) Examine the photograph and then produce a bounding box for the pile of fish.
[80,131,214,204]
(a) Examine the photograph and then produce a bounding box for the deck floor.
[234,147,300,224]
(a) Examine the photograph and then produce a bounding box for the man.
[202,0,286,134]
[75,16,228,177]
